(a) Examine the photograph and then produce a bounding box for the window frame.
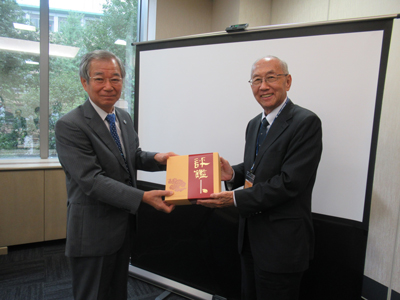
[0,0,150,164]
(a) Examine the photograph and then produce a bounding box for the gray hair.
[250,56,289,77]
[79,50,125,82]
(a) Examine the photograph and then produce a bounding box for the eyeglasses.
[90,77,123,86]
[248,74,288,86]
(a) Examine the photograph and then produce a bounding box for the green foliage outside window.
[0,0,139,158]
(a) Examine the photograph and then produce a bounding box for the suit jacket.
[231,99,322,273]
[55,100,164,257]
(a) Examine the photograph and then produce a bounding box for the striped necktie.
[256,117,269,155]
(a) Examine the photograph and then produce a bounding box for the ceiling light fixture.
[114,39,126,46]
[13,22,36,32]
[25,60,39,65]
[0,37,79,58]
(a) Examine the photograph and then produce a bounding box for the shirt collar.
[262,97,288,124]
[88,98,116,121]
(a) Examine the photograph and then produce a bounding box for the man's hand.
[154,152,178,165]
[142,190,175,213]
[196,191,235,208]
[220,157,234,181]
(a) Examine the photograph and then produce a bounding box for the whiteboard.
[136,29,384,222]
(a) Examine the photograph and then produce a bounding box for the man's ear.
[286,74,292,91]
[81,77,88,92]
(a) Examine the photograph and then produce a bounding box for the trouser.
[69,228,131,300]
[240,229,304,300]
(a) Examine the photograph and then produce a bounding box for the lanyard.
[251,99,288,173]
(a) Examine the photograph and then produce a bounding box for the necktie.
[256,118,269,155]
[105,113,132,185]
[105,114,124,155]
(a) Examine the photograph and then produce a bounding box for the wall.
[211,0,240,32]
[211,0,272,31]
[155,0,400,39]
[327,0,400,20]
[271,0,330,24]
[153,0,400,298]
[364,18,400,298]
[155,0,213,40]
[155,0,272,39]
[237,0,272,27]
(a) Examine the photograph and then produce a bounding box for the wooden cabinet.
[45,169,68,241]
[0,168,67,249]
[0,170,44,246]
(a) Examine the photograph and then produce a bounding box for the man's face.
[250,58,292,115]
[81,58,123,113]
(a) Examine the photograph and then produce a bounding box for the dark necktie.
[105,113,132,185]
[256,117,269,155]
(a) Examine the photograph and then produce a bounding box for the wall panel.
[156,0,213,40]
[211,0,240,32]
[44,169,67,241]
[0,170,44,246]
[363,18,400,296]
[271,0,330,25]
[329,0,400,20]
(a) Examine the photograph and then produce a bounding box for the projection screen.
[135,17,393,224]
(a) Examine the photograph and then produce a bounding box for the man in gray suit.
[198,56,322,299]
[55,50,175,300]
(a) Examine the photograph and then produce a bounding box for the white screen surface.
[136,30,384,222]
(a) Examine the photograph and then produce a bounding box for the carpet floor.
[0,239,188,300]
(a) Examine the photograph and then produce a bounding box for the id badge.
[244,171,255,189]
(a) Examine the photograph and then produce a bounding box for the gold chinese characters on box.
[164,152,221,205]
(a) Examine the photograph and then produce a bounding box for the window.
[0,0,141,159]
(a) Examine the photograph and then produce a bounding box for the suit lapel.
[116,109,138,187]
[115,109,129,155]
[83,100,127,171]
[253,100,293,171]
[115,109,134,172]
[247,114,262,164]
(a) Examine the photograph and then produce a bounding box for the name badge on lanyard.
[244,99,288,189]
[245,171,255,189]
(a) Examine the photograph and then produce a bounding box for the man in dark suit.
[197,56,322,299]
[55,50,175,300]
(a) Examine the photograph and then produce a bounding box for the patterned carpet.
[0,239,188,300]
